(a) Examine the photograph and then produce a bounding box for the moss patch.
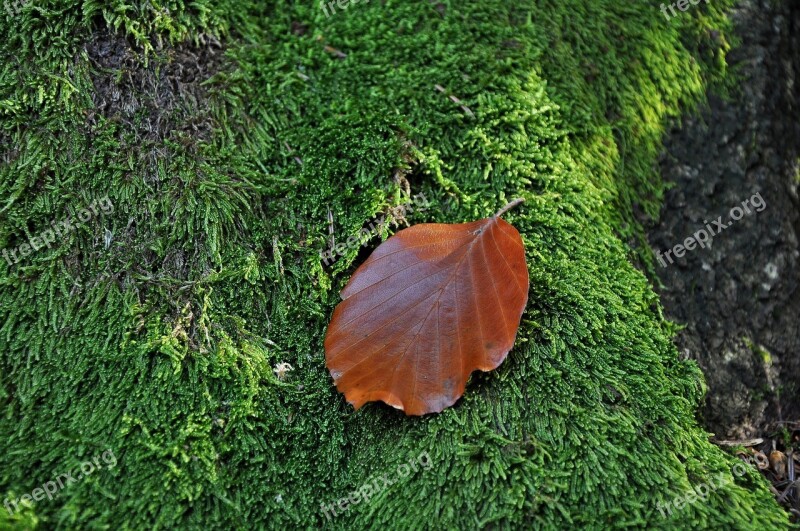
[0,0,790,528]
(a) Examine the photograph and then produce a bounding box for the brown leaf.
[770,450,788,479]
[324,199,529,415]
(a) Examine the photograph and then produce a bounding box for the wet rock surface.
[648,0,800,439]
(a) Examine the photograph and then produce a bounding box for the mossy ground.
[0,0,791,529]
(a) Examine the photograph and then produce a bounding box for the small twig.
[434,84,474,118]
[777,479,800,503]
[494,198,524,218]
[273,235,285,275]
[327,207,335,249]
[323,45,347,59]
[785,450,796,505]
[714,438,764,447]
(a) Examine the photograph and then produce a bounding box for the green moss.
[0,0,790,529]
[744,337,774,366]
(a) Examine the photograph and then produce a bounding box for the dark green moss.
[0,0,789,529]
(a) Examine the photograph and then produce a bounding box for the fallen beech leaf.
[324,199,529,415]
[769,450,787,479]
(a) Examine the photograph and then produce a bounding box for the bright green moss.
[0,0,790,529]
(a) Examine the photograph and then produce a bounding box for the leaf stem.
[494,198,525,218]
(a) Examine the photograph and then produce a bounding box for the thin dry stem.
[494,198,525,218]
